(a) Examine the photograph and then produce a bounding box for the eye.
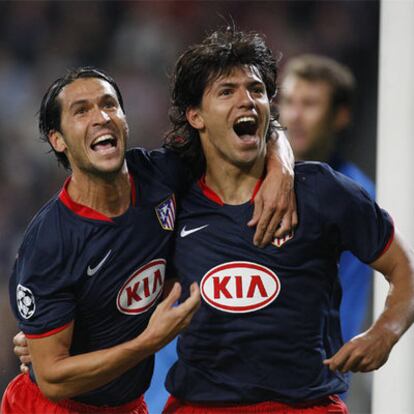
[219,88,233,97]
[103,100,117,109]
[74,106,88,115]
[252,85,265,95]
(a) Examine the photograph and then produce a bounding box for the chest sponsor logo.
[117,259,165,315]
[87,250,111,276]
[16,284,36,319]
[272,230,294,248]
[180,224,209,238]
[201,261,281,313]
[155,195,176,231]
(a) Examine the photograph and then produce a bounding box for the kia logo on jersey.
[201,261,281,313]
[117,259,165,314]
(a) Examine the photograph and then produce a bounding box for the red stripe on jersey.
[197,176,224,206]
[250,177,263,203]
[25,321,72,339]
[59,177,113,222]
[377,218,395,259]
[59,174,137,221]
[198,176,263,206]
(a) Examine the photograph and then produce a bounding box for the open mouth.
[233,116,258,138]
[90,134,117,151]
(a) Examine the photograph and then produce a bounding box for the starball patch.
[16,284,36,319]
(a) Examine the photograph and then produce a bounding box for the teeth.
[235,116,256,125]
[92,134,114,145]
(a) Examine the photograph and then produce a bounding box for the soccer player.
[3,67,296,414]
[160,28,414,413]
[2,67,201,414]
[279,54,375,344]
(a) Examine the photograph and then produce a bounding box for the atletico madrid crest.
[272,231,294,248]
[155,195,176,231]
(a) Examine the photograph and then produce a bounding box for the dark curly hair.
[164,27,281,179]
[39,66,124,170]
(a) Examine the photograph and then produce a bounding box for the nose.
[238,88,255,109]
[92,107,111,126]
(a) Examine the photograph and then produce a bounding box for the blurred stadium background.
[0,1,380,413]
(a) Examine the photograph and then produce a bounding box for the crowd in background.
[0,1,379,410]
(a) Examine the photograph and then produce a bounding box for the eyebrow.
[216,81,237,88]
[69,99,89,110]
[216,79,265,89]
[68,94,116,110]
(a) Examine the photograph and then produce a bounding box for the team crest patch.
[272,231,294,248]
[16,284,36,319]
[155,195,176,231]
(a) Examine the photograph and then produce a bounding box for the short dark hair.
[282,54,355,110]
[39,67,124,170]
[165,27,280,179]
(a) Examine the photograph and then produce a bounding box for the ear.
[186,107,205,131]
[333,106,351,131]
[48,130,67,153]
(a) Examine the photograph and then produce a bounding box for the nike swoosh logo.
[87,250,112,276]
[180,224,209,238]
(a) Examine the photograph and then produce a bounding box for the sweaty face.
[279,76,336,161]
[55,78,128,177]
[192,65,270,170]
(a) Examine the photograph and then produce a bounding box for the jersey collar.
[197,175,263,206]
[59,174,136,222]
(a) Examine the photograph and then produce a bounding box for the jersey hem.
[373,218,395,262]
[25,321,72,339]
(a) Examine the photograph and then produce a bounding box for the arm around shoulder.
[250,125,297,246]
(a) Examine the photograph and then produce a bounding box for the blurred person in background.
[279,55,375,346]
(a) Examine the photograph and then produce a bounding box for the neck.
[204,158,265,205]
[68,163,131,217]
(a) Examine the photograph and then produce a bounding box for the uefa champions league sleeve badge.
[16,284,36,319]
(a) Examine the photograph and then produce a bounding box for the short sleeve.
[316,164,393,264]
[9,226,76,337]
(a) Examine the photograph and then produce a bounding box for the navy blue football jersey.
[9,147,186,406]
[166,162,394,404]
